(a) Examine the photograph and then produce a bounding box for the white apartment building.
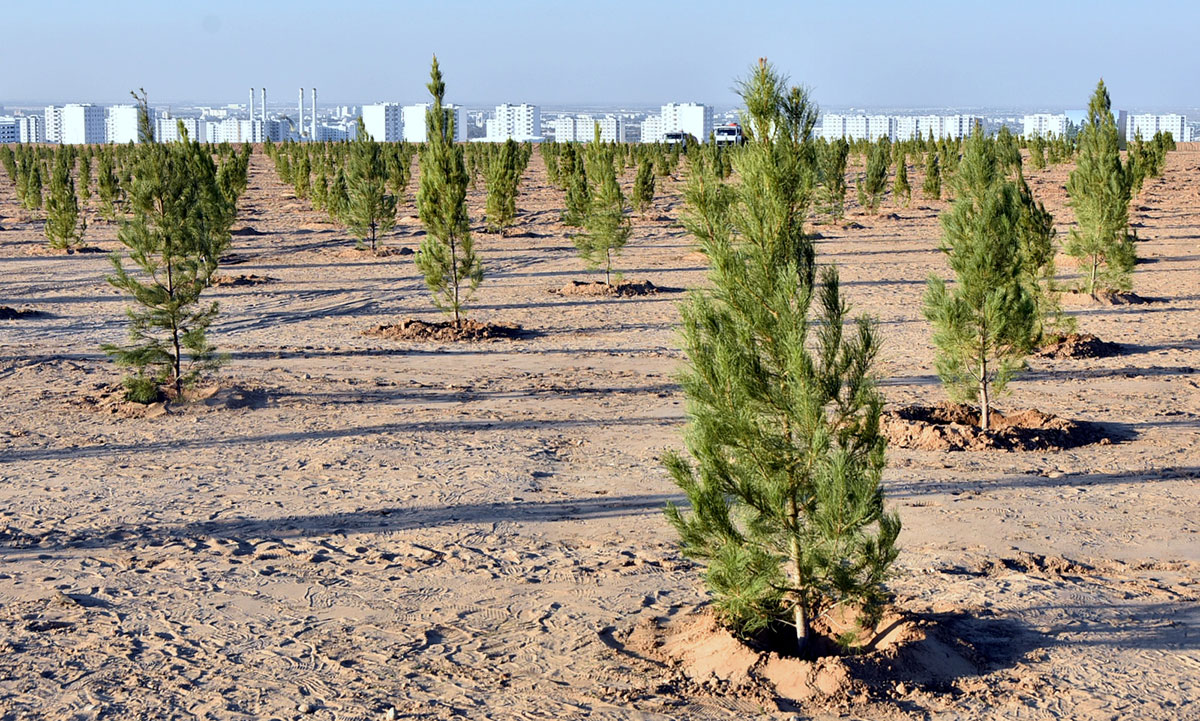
[866,115,892,141]
[1120,112,1192,142]
[640,115,664,144]
[485,103,540,141]
[942,115,981,139]
[820,114,846,140]
[1022,113,1068,138]
[844,115,868,140]
[660,103,713,143]
[916,115,944,139]
[401,103,465,143]
[61,104,106,144]
[155,115,206,143]
[362,102,404,142]
[17,115,42,143]
[44,106,63,143]
[0,119,18,144]
[107,105,140,144]
[554,114,624,143]
[893,116,919,141]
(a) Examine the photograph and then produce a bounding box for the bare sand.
[0,148,1197,720]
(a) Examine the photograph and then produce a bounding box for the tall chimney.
[249,88,255,142]
[298,87,304,140]
[261,88,266,126]
[310,88,317,141]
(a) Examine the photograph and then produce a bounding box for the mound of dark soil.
[1060,290,1161,306]
[843,221,865,230]
[0,306,41,320]
[26,245,105,256]
[1034,333,1121,359]
[211,274,277,287]
[365,318,526,342]
[553,280,674,297]
[613,605,1027,712]
[230,225,265,236]
[338,245,414,258]
[883,403,1106,451]
[78,382,266,418]
[218,253,252,265]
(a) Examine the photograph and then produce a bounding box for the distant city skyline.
[4,0,1198,109]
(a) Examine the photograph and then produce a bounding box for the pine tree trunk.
[1090,256,1099,298]
[978,365,990,433]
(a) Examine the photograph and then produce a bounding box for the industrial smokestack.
[298,87,304,140]
[249,88,255,142]
[310,88,317,142]
[261,88,266,126]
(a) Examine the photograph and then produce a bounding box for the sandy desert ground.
[0,146,1197,720]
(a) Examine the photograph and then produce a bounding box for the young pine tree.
[103,129,228,402]
[485,138,521,235]
[632,156,656,216]
[44,151,84,250]
[857,140,888,212]
[97,149,120,221]
[561,143,590,226]
[345,117,397,252]
[819,137,850,219]
[922,149,941,200]
[415,56,482,326]
[665,60,900,657]
[328,167,350,224]
[922,132,1039,431]
[1065,80,1136,297]
[893,151,911,207]
[77,151,92,209]
[574,139,631,286]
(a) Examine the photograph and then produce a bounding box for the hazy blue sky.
[3,0,1196,109]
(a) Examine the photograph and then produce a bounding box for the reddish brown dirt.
[365,317,526,342]
[1033,332,1122,359]
[883,403,1107,451]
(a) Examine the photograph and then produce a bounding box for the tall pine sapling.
[345,117,397,252]
[574,137,631,286]
[103,105,228,403]
[665,59,900,657]
[1064,79,1136,297]
[415,56,482,326]
[922,132,1039,431]
[44,151,84,251]
[485,138,521,235]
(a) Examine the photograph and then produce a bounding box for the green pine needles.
[44,151,84,250]
[346,117,397,252]
[922,132,1040,431]
[664,59,900,658]
[485,138,522,236]
[103,102,232,403]
[415,56,482,326]
[574,138,631,286]
[1065,79,1137,297]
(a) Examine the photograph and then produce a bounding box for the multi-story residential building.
[0,118,18,144]
[640,115,664,144]
[60,104,106,144]
[401,103,464,143]
[893,116,919,140]
[660,102,713,143]
[1120,112,1191,142]
[17,115,43,143]
[154,115,206,143]
[916,115,944,139]
[942,115,981,139]
[485,103,540,141]
[844,115,868,140]
[1022,113,1068,138]
[44,106,63,143]
[866,115,892,141]
[820,114,847,140]
[107,105,140,144]
[554,114,623,143]
[362,102,404,142]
